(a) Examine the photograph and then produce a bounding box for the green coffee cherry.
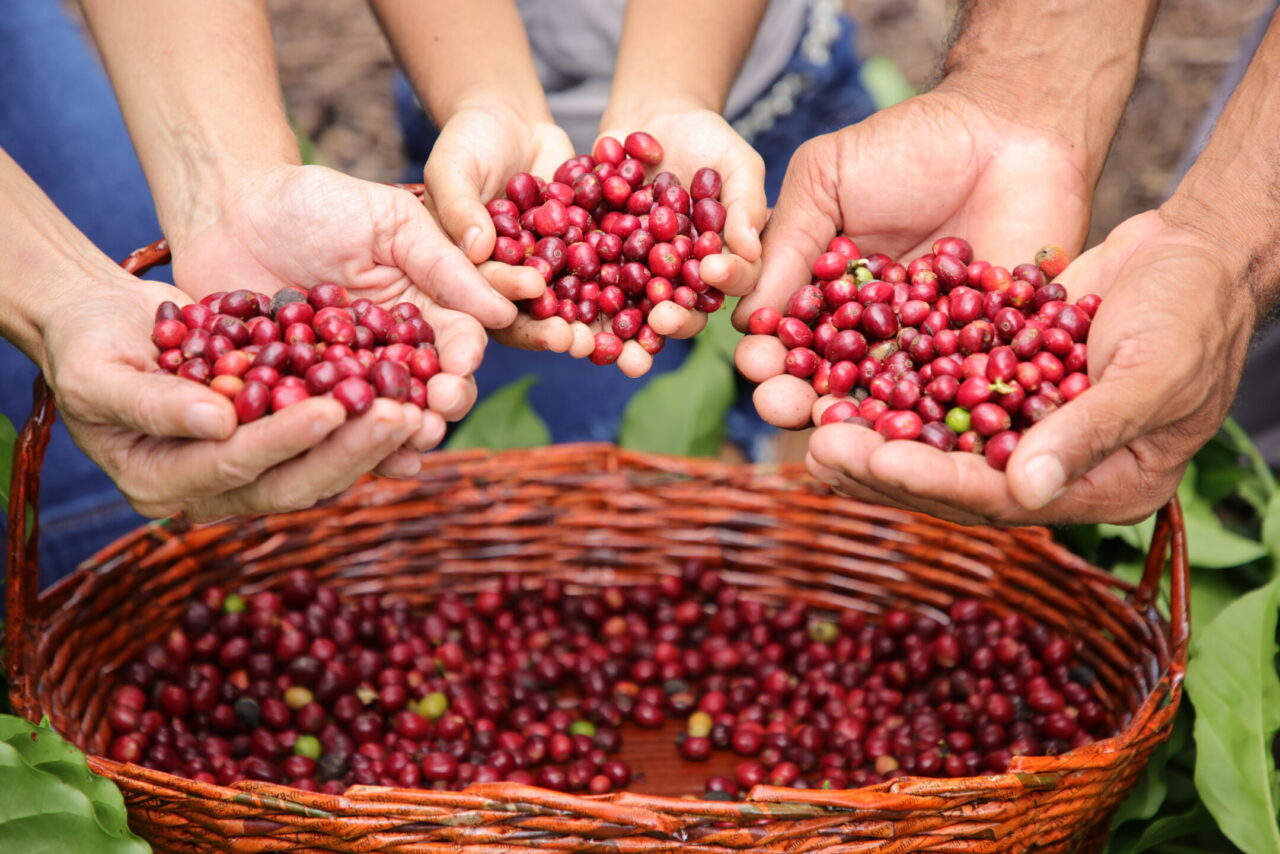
[945,407,971,434]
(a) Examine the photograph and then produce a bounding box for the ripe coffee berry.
[489,134,729,368]
[751,237,1099,470]
[153,286,440,423]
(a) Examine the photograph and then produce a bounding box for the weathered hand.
[168,163,494,425]
[41,277,432,521]
[805,211,1255,525]
[736,88,1092,428]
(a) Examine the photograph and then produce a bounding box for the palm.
[424,108,574,229]
[802,211,1255,526]
[168,164,498,423]
[831,93,1089,264]
[172,165,489,314]
[740,90,1091,333]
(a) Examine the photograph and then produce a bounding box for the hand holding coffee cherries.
[799,211,1254,526]
[42,279,434,522]
[420,106,581,353]
[484,128,757,377]
[734,89,1091,333]
[597,107,768,320]
[743,234,1091,470]
[166,163,496,422]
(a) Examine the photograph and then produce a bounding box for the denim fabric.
[0,0,160,588]
[394,14,876,459]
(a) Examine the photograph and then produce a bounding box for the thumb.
[1006,367,1164,510]
[70,362,237,440]
[733,139,839,330]
[393,198,517,329]
[424,158,496,265]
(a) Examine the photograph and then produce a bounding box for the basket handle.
[4,238,175,701]
[1133,498,1190,667]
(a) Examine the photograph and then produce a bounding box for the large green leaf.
[445,376,550,451]
[1185,579,1280,854]
[618,340,735,457]
[0,412,15,512]
[1218,418,1277,511]
[1105,803,1221,854]
[1110,708,1190,830]
[0,716,149,853]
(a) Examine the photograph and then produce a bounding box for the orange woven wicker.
[5,229,1189,853]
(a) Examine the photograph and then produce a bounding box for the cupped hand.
[168,163,492,425]
[420,106,589,357]
[594,105,767,376]
[805,211,1256,525]
[40,277,435,521]
[735,88,1093,426]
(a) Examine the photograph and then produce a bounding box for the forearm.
[78,0,299,245]
[369,0,551,123]
[603,0,769,123]
[1162,11,1280,316]
[0,150,124,368]
[939,0,1160,182]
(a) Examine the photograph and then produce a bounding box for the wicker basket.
[5,231,1189,853]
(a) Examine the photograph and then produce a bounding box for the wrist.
[431,82,554,129]
[600,95,712,135]
[937,0,1155,183]
[160,156,296,256]
[1161,185,1280,321]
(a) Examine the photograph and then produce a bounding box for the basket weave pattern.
[5,231,1188,853]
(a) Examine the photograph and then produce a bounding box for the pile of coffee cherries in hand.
[488,131,729,367]
[104,561,1109,797]
[748,238,1096,469]
[152,285,440,424]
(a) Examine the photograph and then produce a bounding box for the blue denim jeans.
[0,0,161,588]
[395,14,876,456]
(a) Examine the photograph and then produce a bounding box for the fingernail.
[461,226,482,257]
[373,421,397,442]
[1022,454,1067,509]
[187,401,228,439]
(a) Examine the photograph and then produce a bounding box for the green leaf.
[1099,516,1156,551]
[1185,579,1280,854]
[1219,417,1277,505]
[1105,804,1219,854]
[1111,708,1190,829]
[700,298,742,365]
[445,376,550,451]
[1262,493,1280,569]
[618,340,735,457]
[0,412,15,513]
[0,716,149,853]
[859,54,916,110]
[1190,570,1258,637]
[1168,462,1269,569]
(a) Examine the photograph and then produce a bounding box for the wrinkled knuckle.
[272,486,321,515]
[212,455,257,488]
[52,366,95,416]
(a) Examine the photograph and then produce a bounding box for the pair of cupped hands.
[54,94,1250,526]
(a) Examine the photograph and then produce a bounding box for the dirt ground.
[268,0,1274,246]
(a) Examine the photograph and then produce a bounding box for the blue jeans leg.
[0,0,161,588]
